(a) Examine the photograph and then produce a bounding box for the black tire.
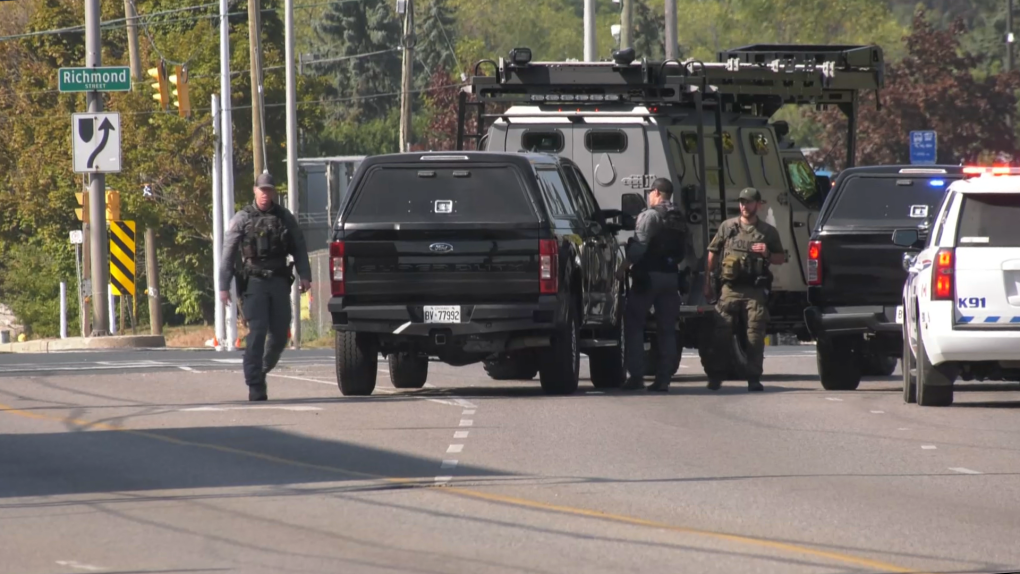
[335,331,378,396]
[817,334,862,391]
[727,326,752,380]
[902,329,917,404]
[482,353,538,380]
[916,326,955,407]
[697,314,750,380]
[589,313,624,389]
[388,353,429,389]
[539,302,580,395]
[861,350,898,377]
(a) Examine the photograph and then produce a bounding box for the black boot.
[621,377,644,391]
[707,378,723,391]
[647,379,670,392]
[249,384,268,401]
[747,378,764,392]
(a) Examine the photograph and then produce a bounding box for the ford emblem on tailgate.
[429,243,454,253]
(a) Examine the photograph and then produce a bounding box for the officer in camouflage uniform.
[620,178,690,392]
[220,172,312,401]
[703,187,785,392]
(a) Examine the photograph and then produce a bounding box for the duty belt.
[244,261,293,279]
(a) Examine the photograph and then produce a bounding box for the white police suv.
[897,166,1020,406]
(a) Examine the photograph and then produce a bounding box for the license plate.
[895,305,904,324]
[424,306,461,323]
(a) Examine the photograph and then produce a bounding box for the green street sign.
[59,67,132,92]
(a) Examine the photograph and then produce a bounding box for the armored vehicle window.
[749,133,770,156]
[824,177,948,228]
[783,158,818,203]
[346,166,536,224]
[681,132,733,154]
[522,130,564,153]
[956,193,1020,247]
[536,168,577,218]
[585,130,627,153]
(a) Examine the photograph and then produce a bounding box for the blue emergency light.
[929,179,945,187]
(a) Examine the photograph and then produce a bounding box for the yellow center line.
[0,402,918,573]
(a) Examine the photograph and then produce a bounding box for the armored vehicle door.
[739,127,799,291]
[575,126,647,214]
[780,152,824,287]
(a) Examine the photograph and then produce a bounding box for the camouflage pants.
[714,285,769,378]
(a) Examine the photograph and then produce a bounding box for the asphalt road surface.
[2,346,1019,574]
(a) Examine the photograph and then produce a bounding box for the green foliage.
[417,0,459,79]
[0,242,79,338]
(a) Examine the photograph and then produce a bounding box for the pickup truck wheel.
[817,335,862,391]
[916,327,955,407]
[861,351,898,377]
[539,303,580,395]
[902,332,917,403]
[388,353,429,389]
[335,331,378,396]
[482,353,538,380]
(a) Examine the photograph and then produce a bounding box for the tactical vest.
[718,219,771,288]
[639,203,687,274]
[240,205,292,275]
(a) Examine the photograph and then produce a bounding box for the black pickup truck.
[328,152,632,396]
[804,165,967,390]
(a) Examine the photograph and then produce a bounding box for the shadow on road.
[0,425,511,499]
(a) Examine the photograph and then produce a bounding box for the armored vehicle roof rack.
[466,43,883,115]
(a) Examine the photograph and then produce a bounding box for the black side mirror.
[891,228,919,247]
[816,175,832,202]
[620,213,636,231]
[621,193,646,217]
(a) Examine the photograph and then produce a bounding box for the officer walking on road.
[220,172,312,401]
[620,178,689,392]
[703,187,785,392]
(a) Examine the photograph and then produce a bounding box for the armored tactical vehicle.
[455,44,884,376]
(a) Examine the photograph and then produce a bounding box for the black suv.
[327,152,632,396]
[804,165,967,390]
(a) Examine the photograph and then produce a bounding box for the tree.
[806,11,1020,170]
[632,0,664,60]
[311,0,402,123]
[416,0,459,81]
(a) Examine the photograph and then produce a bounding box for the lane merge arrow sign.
[72,112,121,173]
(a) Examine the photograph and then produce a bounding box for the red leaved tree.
[807,11,1020,170]
[412,67,508,152]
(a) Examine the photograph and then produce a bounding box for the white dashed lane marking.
[949,467,982,475]
[454,431,469,439]
[922,445,938,450]
[462,409,476,416]
[459,419,474,427]
[441,460,458,469]
[447,444,464,454]
[56,561,104,572]
[825,397,843,402]
[870,410,885,414]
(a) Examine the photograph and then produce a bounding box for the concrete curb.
[0,335,166,354]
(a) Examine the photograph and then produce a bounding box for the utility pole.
[620,0,633,50]
[398,0,414,152]
[285,0,301,348]
[212,94,226,349]
[86,0,110,336]
[664,0,678,60]
[583,0,596,61]
[145,228,162,334]
[124,0,142,82]
[221,0,238,350]
[1008,0,1015,72]
[248,0,266,176]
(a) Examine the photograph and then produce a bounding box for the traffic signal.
[75,191,89,223]
[147,61,169,111]
[106,189,121,221]
[169,65,191,118]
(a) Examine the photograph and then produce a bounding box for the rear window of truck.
[956,193,1020,247]
[824,176,950,227]
[345,165,537,224]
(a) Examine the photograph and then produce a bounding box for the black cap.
[738,187,761,201]
[255,172,275,189]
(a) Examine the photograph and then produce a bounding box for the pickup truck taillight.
[807,240,821,285]
[329,241,345,296]
[931,248,954,301]
[539,239,558,294]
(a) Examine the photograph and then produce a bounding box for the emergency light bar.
[962,166,1020,176]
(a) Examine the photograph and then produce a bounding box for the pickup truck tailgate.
[340,163,542,306]
[816,231,911,306]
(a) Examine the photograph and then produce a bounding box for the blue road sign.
[910,130,937,165]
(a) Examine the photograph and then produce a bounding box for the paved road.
[2,347,1019,573]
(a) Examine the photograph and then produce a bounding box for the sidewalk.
[0,335,166,354]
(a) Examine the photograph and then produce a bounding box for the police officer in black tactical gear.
[220,172,311,401]
[619,178,690,392]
